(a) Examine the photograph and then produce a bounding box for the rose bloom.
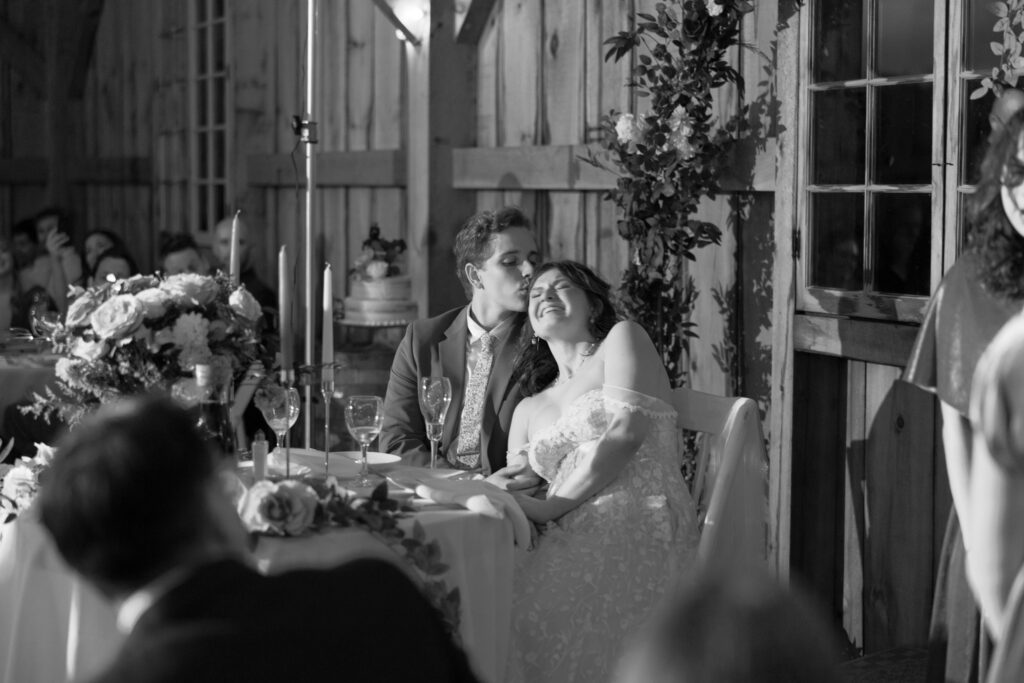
[615,113,639,145]
[705,0,723,16]
[121,274,160,295]
[135,288,170,319]
[1,465,39,510]
[32,443,56,467]
[239,480,318,536]
[65,290,103,328]
[90,294,145,340]
[228,288,261,320]
[160,273,219,307]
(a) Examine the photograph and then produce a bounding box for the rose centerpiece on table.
[0,442,56,524]
[24,272,265,427]
[238,477,461,637]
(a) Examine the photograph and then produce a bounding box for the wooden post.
[45,0,71,209]
[406,0,478,316]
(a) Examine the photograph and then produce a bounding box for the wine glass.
[418,377,451,469]
[254,379,301,477]
[345,395,384,488]
[29,306,60,343]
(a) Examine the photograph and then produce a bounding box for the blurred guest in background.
[615,569,841,683]
[31,207,84,314]
[38,395,479,683]
[89,247,140,286]
[159,233,209,276]
[211,215,275,311]
[0,237,13,332]
[10,218,57,331]
[83,229,128,273]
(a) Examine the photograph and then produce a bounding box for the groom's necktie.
[453,332,496,469]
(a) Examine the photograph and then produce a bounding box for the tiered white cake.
[343,275,418,326]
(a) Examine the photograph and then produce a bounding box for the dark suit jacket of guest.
[380,306,527,474]
[88,558,479,683]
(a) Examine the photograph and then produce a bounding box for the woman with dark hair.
[83,228,127,272]
[903,99,1024,683]
[88,246,139,286]
[502,260,698,683]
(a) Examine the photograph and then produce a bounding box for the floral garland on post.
[587,0,751,386]
[972,0,1024,100]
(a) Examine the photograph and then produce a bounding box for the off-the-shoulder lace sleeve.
[602,384,676,421]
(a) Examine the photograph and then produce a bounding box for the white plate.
[336,451,402,466]
[386,466,473,491]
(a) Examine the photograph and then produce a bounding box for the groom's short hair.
[38,395,216,595]
[453,206,532,297]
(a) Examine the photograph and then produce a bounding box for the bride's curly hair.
[967,109,1024,299]
[513,261,620,397]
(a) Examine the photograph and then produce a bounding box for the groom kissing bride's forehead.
[380,206,540,484]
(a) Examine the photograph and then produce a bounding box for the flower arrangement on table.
[349,223,407,281]
[238,477,461,636]
[0,442,54,524]
[584,0,751,386]
[23,272,265,427]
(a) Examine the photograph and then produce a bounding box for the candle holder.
[320,377,334,479]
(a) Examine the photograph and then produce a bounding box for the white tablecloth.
[0,506,514,683]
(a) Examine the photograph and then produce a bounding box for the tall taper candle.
[322,263,334,383]
[229,210,241,283]
[278,246,292,378]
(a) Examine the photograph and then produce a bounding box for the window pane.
[213,0,224,19]
[876,0,933,77]
[198,131,208,177]
[214,130,226,178]
[213,22,225,72]
[195,0,207,22]
[874,83,932,184]
[197,78,208,126]
[810,193,864,290]
[198,26,208,74]
[212,185,226,229]
[962,83,991,184]
[872,193,931,295]
[812,0,864,82]
[197,186,208,235]
[214,76,226,125]
[965,1,1003,72]
[812,89,866,184]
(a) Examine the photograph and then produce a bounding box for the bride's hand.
[486,463,542,495]
[512,493,570,524]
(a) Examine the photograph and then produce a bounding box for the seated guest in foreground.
[615,569,841,683]
[159,232,209,276]
[380,206,540,481]
[211,215,276,310]
[503,261,699,683]
[38,396,479,683]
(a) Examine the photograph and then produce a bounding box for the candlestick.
[278,246,292,381]
[229,210,241,283]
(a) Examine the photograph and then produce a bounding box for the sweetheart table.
[0,502,515,683]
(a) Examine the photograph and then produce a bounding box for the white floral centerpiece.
[0,442,55,523]
[25,272,264,427]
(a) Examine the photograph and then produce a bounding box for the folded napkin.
[267,450,310,477]
[414,478,531,548]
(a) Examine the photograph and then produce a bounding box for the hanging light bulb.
[393,0,425,42]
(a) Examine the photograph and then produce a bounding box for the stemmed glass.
[254,379,301,477]
[345,395,384,488]
[418,377,451,469]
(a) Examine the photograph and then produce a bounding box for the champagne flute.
[418,377,452,469]
[254,380,301,477]
[345,395,384,488]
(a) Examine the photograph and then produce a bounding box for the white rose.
[365,261,389,280]
[160,273,218,307]
[65,290,102,328]
[90,294,145,340]
[1,465,38,510]
[706,0,723,16]
[71,337,110,361]
[615,113,637,144]
[33,443,56,467]
[239,480,318,536]
[135,288,170,319]
[229,288,261,320]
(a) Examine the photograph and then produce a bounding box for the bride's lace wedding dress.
[506,385,699,683]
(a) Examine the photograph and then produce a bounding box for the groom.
[381,206,538,482]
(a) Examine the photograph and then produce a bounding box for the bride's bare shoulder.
[603,320,657,353]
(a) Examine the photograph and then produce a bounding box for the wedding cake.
[342,224,418,326]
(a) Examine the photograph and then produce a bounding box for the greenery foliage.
[587,0,751,386]
[972,0,1024,100]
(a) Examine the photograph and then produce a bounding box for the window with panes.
[798,0,1001,323]
[188,0,231,238]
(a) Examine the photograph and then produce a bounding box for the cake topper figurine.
[351,224,407,280]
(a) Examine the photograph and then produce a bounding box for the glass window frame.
[796,0,949,323]
[187,0,232,242]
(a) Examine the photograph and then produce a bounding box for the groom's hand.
[486,463,541,495]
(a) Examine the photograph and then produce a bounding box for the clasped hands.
[485,463,571,525]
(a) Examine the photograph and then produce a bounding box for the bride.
[500,260,699,683]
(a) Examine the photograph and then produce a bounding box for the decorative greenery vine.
[972,0,1024,100]
[587,0,751,386]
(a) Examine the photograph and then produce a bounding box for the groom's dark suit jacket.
[88,558,478,683]
[380,306,527,474]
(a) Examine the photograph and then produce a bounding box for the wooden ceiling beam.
[66,0,105,98]
[0,19,44,97]
[455,0,497,46]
